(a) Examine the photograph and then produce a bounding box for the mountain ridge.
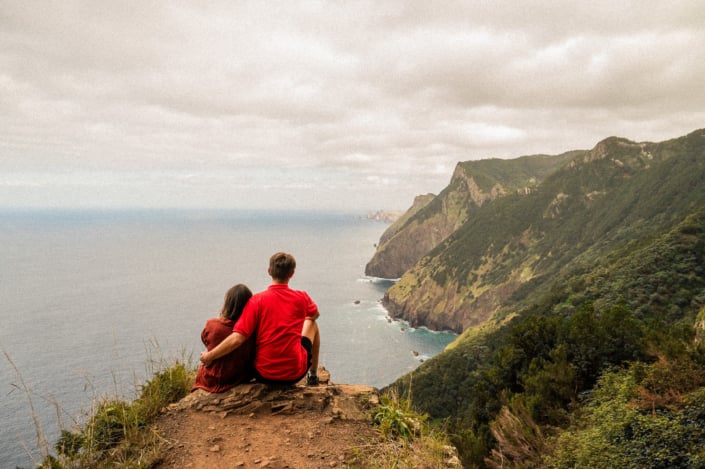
[376,128,705,333]
[365,151,575,280]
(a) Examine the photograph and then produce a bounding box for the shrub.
[373,390,427,441]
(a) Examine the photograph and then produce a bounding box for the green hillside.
[379,129,705,467]
[383,129,705,332]
[365,152,574,280]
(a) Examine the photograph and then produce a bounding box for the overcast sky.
[1,1,704,212]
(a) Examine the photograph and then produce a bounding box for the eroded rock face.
[383,259,528,334]
[365,193,439,279]
[365,165,491,280]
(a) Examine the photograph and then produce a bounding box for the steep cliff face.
[383,240,536,333]
[379,129,705,332]
[377,193,436,248]
[365,153,572,279]
[364,179,469,279]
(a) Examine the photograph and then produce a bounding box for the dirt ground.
[153,371,383,468]
[155,405,379,468]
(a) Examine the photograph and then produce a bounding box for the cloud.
[0,1,703,210]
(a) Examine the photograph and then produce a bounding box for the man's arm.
[200,332,247,367]
[307,311,320,321]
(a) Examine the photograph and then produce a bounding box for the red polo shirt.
[234,284,318,381]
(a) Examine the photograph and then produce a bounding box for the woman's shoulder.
[205,317,235,328]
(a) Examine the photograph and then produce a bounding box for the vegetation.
[394,207,705,466]
[545,356,705,468]
[366,149,573,279]
[381,129,705,466]
[373,389,427,441]
[33,358,194,469]
[354,387,458,468]
[386,129,705,331]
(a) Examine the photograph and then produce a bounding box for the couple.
[194,252,321,393]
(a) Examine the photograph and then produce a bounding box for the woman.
[192,284,255,392]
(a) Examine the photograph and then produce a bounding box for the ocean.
[0,209,456,467]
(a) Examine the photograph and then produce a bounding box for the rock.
[172,373,378,424]
[367,210,404,224]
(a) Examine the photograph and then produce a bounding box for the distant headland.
[366,209,403,223]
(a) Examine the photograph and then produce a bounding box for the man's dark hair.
[269,252,296,281]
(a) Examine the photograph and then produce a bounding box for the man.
[200,252,321,386]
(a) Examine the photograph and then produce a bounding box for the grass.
[49,359,193,468]
[4,351,51,463]
[5,347,195,469]
[373,389,427,441]
[349,386,459,468]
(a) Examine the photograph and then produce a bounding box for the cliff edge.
[154,368,459,468]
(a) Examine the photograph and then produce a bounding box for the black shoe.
[306,374,319,386]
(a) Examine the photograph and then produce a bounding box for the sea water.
[0,209,456,467]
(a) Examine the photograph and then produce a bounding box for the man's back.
[235,284,317,381]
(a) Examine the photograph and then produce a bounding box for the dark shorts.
[253,336,313,385]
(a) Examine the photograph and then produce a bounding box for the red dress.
[192,317,255,393]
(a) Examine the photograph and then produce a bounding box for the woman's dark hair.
[221,284,253,321]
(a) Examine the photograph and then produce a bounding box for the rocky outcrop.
[169,368,379,422]
[156,367,462,468]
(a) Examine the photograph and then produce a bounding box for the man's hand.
[200,351,213,368]
[199,332,245,368]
